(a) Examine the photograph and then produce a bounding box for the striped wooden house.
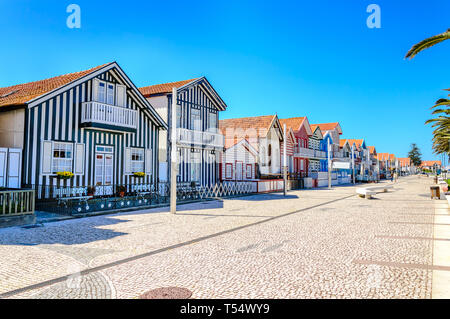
[140,77,227,187]
[220,138,258,181]
[309,125,327,173]
[219,115,284,179]
[279,117,312,177]
[280,127,296,173]
[0,62,167,198]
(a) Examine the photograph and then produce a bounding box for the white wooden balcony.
[81,102,137,130]
[294,147,326,159]
[177,128,224,148]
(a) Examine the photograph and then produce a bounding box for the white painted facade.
[221,139,258,180]
[259,126,282,175]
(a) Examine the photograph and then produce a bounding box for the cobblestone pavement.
[0,176,446,299]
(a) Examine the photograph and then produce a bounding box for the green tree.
[408,143,422,166]
[425,96,450,156]
[405,28,450,59]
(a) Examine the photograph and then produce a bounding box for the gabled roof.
[220,115,276,137]
[0,62,168,129]
[224,138,259,156]
[139,77,227,111]
[397,158,411,166]
[310,125,324,139]
[341,139,365,149]
[139,78,199,96]
[368,146,376,155]
[377,153,392,161]
[420,160,442,167]
[220,115,283,150]
[286,127,296,144]
[339,139,350,150]
[279,117,312,135]
[312,122,343,135]
[0,63,110,108]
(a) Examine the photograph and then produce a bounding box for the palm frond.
[405,29,450,59]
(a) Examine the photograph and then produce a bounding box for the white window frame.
[96,80,107,103]
[130,148,145,173]
[190,108,201,131]
[225,163,233,179]
[52,142,74,174]
[116,84,127,107]
[208,111,217,132]
[106,83,115,105]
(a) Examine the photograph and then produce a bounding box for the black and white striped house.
[140,78,227,187]
[0,62,167,198]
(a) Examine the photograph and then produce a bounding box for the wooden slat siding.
[22,68,160,193]
[221,142,257,181]
[170,82,222,187]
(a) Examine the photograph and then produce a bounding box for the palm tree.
[405,28,450,59]
[425,95,450,155]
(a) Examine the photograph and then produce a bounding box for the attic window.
[0,89,19,98]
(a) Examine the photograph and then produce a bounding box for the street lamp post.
[283,124,287,196]
[328,138,331,189]
[170,87,178,214]
[351,144,355,184]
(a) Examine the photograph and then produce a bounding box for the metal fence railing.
[0,189,35,217]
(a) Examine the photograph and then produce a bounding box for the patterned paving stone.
[0,176,443,299]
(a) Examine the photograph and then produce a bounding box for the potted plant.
[56,171,74,180]
[117,185,126,198]
[87,186,96,196]
[133,172,146,179]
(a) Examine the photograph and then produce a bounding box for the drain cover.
[139,287,193,299]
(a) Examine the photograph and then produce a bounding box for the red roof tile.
[279,117,306,131]
[420,160,441,167]
[312,122,341,134]
[139,78,199,97]
[0,63,110,108]
[397,157,411,166]
[220,115,278,149]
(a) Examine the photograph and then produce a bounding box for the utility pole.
[327,138,331,189]
[170,87,178,214]
[351,144,355,184]
[283,124,287,196]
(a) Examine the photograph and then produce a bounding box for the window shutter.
[116,84,126,107]
[74,143,85,175]
[42,141,53,175]
[0,148,6,187]
[93,78,99,102]
[145,149,152,175]
[124,147,131,174]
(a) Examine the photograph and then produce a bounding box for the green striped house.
[0,62,167,197]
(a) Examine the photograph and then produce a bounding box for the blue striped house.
[0,62,167,198]
[140,78,227,187]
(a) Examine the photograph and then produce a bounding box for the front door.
[95,151,114,196]
[95,153,114,186]
[235,161,243,180]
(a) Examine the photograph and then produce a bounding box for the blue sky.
[0,0,449,161]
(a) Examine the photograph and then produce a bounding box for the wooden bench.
[356,188,377,199]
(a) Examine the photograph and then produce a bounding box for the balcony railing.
[81,102,138,129]
[294,147,326,159]
[177,128,224,148]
